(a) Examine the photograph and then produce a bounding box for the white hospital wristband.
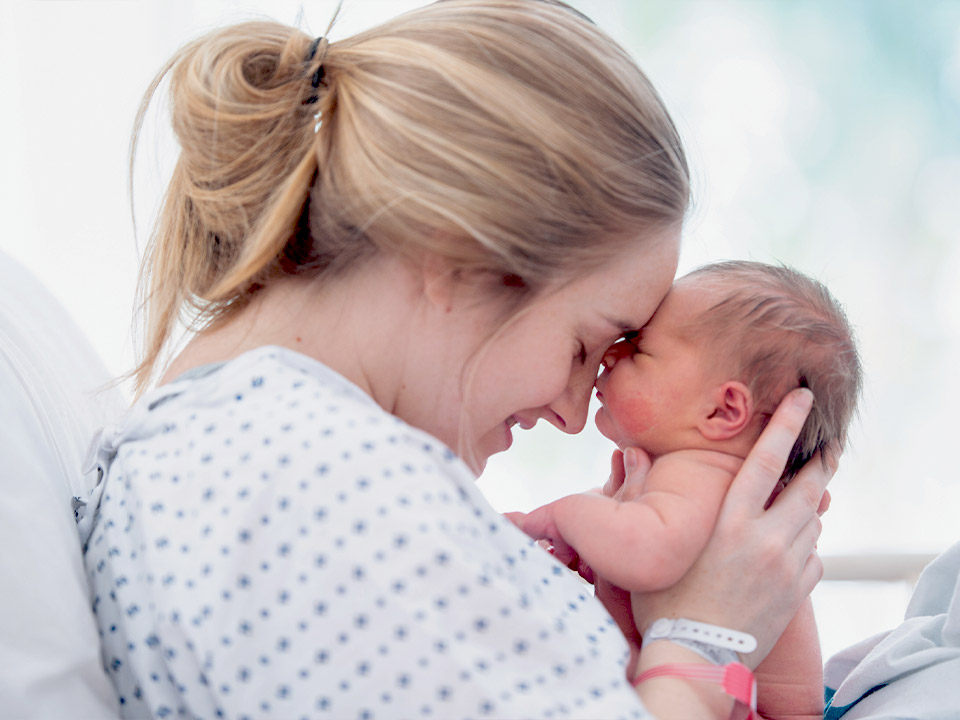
[642,618,758,666]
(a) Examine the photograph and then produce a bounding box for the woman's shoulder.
[86,344,649,720]
[170,344,381,410]
[118,345,394,441]
[103,344,474,493]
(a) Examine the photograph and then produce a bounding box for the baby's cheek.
[606,390,660,440]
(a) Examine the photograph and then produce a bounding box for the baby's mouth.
[595,379,609,403]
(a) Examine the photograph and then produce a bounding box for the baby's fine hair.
[130,0,690,394]
[680,261,862,480]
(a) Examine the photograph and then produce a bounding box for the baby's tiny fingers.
[503,511,526,529]
[603,449,626,496]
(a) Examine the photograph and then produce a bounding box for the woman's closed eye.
[576,341,588,365]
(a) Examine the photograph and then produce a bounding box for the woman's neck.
[158,258,419,410]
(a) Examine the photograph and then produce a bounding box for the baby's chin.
[593,415,632,451]
[595,417,651,455]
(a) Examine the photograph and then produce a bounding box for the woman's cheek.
[513,359,572,415]
[539,365,573,409]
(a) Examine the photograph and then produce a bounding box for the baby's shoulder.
[647,448,742,488]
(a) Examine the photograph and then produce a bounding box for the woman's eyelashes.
[622,330,643,353]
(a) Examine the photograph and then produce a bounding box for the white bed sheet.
[0,250,123,718]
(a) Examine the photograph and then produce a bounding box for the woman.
[81,1,832,717]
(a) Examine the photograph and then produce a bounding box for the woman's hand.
[629,387,837,668]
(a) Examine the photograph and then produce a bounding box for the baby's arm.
[514,450,737,591]
[753,597,824,720]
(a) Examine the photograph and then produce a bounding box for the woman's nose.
[549,362,596,435]
[601,339,635,370]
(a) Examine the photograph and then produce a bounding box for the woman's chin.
[471,423,514,474]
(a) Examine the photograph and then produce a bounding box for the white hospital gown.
[81,346,649,719]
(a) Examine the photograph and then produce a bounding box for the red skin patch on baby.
[596,378,689,459]
[597,389,662,447]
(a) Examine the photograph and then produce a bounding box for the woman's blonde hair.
[131,0,689,394]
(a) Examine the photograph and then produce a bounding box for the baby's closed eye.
[601,338,637,369]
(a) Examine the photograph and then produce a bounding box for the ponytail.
[131,1,689,396]
[130,22,330,394]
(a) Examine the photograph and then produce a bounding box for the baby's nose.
[601,339,634,370]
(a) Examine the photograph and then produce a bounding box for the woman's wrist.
[632,636,714,680]
[633,620,759,719]
[641,617,757,665]
[632,641,736,719]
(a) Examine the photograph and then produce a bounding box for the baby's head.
[595,260,861,479]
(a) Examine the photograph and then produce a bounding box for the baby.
[513,260,862,591]
[511,260,861,718]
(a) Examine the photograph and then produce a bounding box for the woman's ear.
[698,381,753,441]
[420,253,459,313]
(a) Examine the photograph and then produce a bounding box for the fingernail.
[624,448,639,474]
[794,387,814,409]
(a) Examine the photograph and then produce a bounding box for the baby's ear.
[699,381,752,440]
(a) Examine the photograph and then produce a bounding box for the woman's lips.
[509,415,537,430]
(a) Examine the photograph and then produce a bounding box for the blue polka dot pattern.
[83,347,649,719]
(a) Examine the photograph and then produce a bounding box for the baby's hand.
[505,511,561,559]
[503,511,527,528]
[510,501,579,568]
[601,448,626,497]
[508,503,601,583]
[605,447,652,502]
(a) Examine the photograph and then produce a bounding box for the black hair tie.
[305,36,326,104]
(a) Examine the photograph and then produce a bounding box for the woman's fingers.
[789,511,823,565]
[791,515,826,602]
[767,446,840,526]
[602,449,626,497]
[818,488,832,516]
[595,577,642,659]
[815,443,841,515]
[822,440,842,475]
[726,388,814,513]
[799,549,826,598]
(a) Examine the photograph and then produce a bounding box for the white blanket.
[824,540,960,719]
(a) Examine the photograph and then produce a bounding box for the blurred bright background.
[2,0,958,663]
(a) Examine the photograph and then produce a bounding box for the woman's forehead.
[642,280,714,332]
[524,228,679,334]
[603,231,681,325]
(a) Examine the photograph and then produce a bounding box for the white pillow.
[0,251,123,718]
